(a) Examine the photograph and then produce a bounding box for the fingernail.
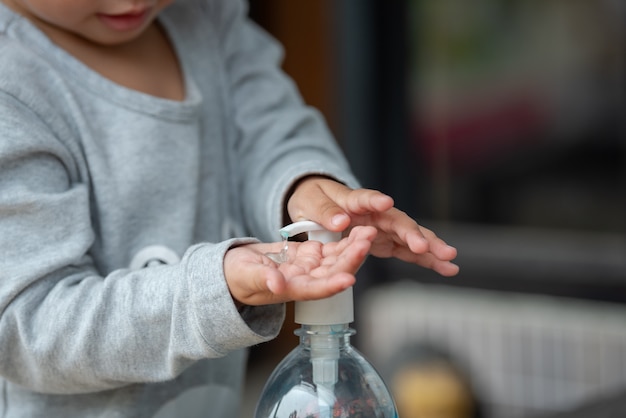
[331,214,349,226]
[266,278,277,294]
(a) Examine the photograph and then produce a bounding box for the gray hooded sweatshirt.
[0,0,359,416]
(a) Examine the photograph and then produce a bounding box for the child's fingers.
[291,227,375,275]
[343,189,394,215]
[321,184,394,215]
[289,179,395,233]
[411,227,458,261]
[381,239,459,276]
[416,254,460,277]
[278,227,375,300]
[288,180,350,232]
[320,238,372,276]
[322,225,377,255]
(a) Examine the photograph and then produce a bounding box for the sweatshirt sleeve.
[212,0,361,241]
[0,91,284,395]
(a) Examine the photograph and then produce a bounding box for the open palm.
[224,226,377,306]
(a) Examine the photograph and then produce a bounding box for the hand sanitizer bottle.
[254,221,398,418]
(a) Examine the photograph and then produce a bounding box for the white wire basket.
[359,281,626,418]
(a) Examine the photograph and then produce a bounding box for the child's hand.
[287,177,459,277]
[224,226,377,306]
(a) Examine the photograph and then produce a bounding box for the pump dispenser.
[254,221,398,418]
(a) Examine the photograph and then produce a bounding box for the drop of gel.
[265,235,289,264]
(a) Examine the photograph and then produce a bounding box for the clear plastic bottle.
[254,221,398,418]
[254,323,398,418]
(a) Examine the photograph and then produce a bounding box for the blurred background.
[243,1,626,417]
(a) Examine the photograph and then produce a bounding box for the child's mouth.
[97,10,149,32]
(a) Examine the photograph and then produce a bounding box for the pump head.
[279,221,354,326]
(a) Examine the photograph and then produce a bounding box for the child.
[0,0,458,416]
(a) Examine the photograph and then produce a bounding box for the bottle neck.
[295,324,355,387]
[295,324,355,348]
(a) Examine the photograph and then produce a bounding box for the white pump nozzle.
[280,220,356,388]
[279,221,354,326]
[279,220,340,242]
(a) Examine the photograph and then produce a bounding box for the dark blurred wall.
[248,0,338,135]
[248,1,626,302]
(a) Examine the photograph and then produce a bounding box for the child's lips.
[97,10,149,32]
